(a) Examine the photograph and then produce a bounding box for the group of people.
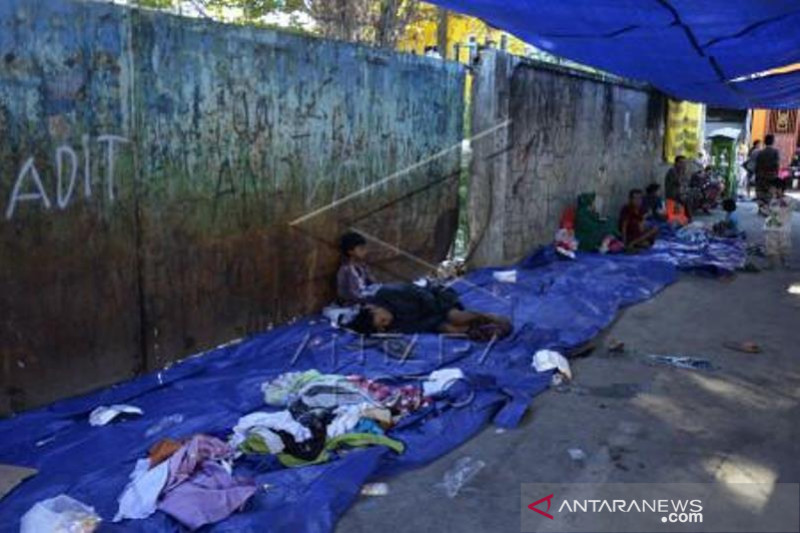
[332,144,794,338]
[571,159,743,255]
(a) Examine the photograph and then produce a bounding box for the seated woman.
[337,231,380,305]
[575,192,622,252]
[619,189,658,250]
[346,283,512,342]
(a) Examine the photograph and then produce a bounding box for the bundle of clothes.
[112,368,464,530]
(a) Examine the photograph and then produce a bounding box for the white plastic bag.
[20,494,101,533]
[492,270,517,283]
[89,404,143,427]
[532,349,573,380]
[422,368,465,397]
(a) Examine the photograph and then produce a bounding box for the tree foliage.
[132,0,428,48]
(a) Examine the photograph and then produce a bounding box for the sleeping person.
[346,283,512,342]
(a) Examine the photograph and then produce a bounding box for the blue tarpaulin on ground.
[0,246,726,532]
[639,226,747,275]
[427,0,800,109]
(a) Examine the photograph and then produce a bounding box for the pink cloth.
[156,435,257,530]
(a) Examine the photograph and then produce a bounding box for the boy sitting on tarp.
[337,231,381,305]
[712,199,740,238]
[574,192,623,253]
[346,282,512,342]
[619,188,659,250]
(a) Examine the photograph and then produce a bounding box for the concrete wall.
[0,0,464,413]
[468,50,666,266]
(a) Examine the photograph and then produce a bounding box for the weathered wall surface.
[468,50,665,266]
[0,0,464,413]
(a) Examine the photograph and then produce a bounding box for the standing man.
[665,155,691,220]
[755,134,780,213]
[743,139,762,199]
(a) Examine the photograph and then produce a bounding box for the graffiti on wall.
[5,134,129,219]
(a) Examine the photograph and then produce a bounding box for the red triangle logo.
[528,494,555,520]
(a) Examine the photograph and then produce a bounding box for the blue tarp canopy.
[427,0,800,109]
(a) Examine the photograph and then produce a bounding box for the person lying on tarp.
[574,192,623,253]
[346,282,512,342]
[619,188,658,251]
[337,231,381,305]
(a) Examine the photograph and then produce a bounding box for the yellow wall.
[751,109,768,143]
[664,100,704,162]
[398,6,529,62]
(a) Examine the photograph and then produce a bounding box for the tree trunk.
[376,0,399,48]
[436,7,449,59]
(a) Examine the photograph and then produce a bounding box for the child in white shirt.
[764,183,795,268]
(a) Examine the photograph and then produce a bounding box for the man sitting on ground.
[664,155,692,221]
[347,283,512,342]
[619,189,658,250]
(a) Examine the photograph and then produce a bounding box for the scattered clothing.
[352,419,384,436]
[148,439,183,467]
[157,435,256,530]
[114,459,170,522]
[159,460,256,530]
[277,433,405,468]
[262,370,325,406]
[231,411,312,452]
[294,375,376,410]
[348,375,428,416]
[326,403,373,439]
